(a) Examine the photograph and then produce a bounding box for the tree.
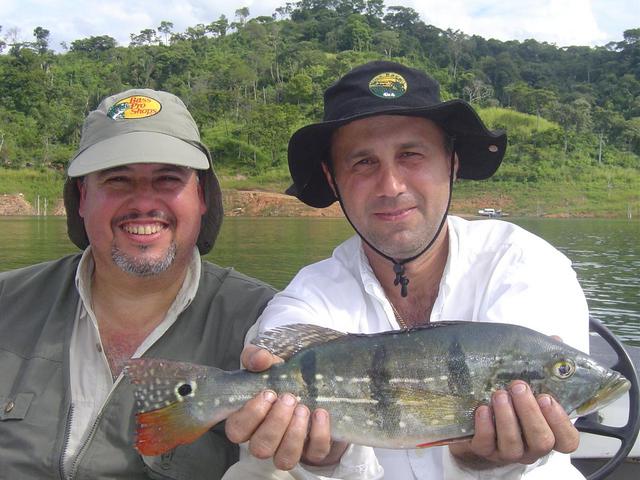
[234,7,251,29]
[341,14,372,51]
[157,21,174,45]
[364,0,385,21]
[0,26,6,53]
[70,35,117,57]
[460,74,494,105]
[373,30,400,58]
[284,72,314,103]
[33,27,51,55]
[383,6,420,30]
[130,29,158,47]
[208,15,229,37]
[447,29,470,81]
[622,117,640,154]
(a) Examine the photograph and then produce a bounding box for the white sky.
[1,0,639,51]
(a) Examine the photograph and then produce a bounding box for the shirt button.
[96,343,103,353]
[4,401,15,413]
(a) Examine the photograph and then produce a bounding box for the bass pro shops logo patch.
[107,95,162,120]
[368,72,408,99]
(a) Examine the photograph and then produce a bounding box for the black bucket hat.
[287,61,507,208]
[63,89,222,255]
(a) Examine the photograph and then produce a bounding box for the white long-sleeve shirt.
[224,216,589,480]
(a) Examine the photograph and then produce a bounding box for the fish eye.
[553,360,575,379]
[175,381,196,399]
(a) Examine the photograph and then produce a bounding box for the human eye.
[154,173,187,189]
[103,175,130,186]
[399,150,422,159]
[352,156,376,170]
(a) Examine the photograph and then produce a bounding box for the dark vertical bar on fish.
[446,339,472,396]
[300,350,318,411]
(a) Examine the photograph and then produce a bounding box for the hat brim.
[288,100,507,208]
[67,131,210,177]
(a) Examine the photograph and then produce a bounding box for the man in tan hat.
[223,62,589,479]
[0,89,275,478]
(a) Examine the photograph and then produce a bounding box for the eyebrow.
[345,142,431,159]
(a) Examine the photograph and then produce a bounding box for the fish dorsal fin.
[251,323,347,360]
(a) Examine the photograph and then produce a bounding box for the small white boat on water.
[478,208,508,217]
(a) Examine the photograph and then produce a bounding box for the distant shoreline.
[1,191,634,219]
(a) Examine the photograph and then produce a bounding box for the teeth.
[123,224,164,235]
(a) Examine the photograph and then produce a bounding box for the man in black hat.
[0,89,275,479]
[223,62,589,479]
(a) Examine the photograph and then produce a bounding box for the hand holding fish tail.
[449,380,580,468]
[226,344,349,470]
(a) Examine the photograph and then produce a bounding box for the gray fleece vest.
[0,254,275,479]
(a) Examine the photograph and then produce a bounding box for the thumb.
[241,344,284,372]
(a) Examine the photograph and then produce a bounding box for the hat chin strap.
[330,150,455,298]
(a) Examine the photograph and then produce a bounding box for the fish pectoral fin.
[136,401,216,456]
[252,323,348,360]
[392,388,478,426]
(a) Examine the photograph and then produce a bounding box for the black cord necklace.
[331,149,455,298]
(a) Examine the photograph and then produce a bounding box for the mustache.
[367,196,416,212]
[113,210,172,224]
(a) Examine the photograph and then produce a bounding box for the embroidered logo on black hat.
[368,72,408,99]
[107,95,162,120]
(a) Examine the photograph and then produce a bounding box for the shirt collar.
[353,217,456,316]
[74,246,201,331]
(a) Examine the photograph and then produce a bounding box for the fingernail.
[314,409,328,424]
[538,395,552,409]
[281,393,296,406]
[263,390,277,403]
[476,405,492,420]
[493,391,509,405]
[295,405,309,418]
[511,382,527,395]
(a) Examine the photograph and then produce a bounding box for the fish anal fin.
[416,435,473,449]
[252,323,348,360]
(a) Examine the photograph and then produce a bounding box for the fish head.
[535,349,630,418]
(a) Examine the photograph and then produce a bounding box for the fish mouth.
[575,372,631,416]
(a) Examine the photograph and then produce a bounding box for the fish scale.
[125,321,631,456]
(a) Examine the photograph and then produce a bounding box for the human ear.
[320,162,338,197]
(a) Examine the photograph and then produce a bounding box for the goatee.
[111,242,177,277]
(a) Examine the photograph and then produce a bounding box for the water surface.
[1,216,638,346]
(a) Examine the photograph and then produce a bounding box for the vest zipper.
[65,376,123,479]
[58,403,74,480]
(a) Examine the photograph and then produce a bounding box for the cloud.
[1,0,637,50]
[407,0,613,47]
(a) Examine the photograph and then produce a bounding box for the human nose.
[376,162,406,197]
[125,179,160,210]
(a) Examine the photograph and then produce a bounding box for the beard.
[111,242,177,277]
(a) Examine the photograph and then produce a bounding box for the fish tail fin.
[124,358,224,456]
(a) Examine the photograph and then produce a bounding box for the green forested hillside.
[1,1,639,216]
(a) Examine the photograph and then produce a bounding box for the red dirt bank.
[0,190,504,218]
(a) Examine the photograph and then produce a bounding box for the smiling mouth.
[121,223,167,235]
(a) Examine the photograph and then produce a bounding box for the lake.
[1,216,638,346]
